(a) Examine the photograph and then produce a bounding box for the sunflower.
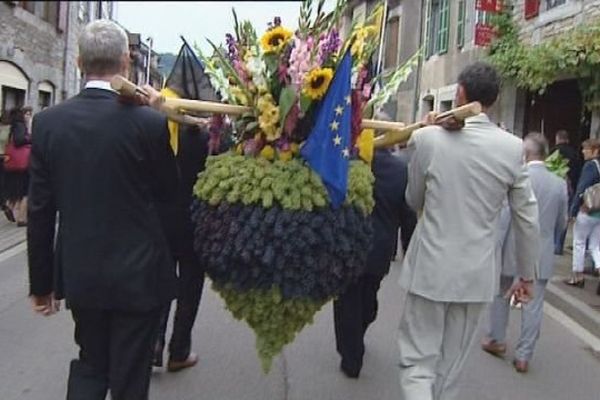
[260,26,293,53]
[303,68,333,100]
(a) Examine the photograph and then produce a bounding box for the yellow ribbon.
[160,87,180,155]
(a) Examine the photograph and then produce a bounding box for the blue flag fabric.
[300,52,352,208]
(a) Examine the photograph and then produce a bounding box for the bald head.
[523,132,548,162]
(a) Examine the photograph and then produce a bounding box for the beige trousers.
[398,292,485,400]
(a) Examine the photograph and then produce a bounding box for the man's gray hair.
[78,19,129,75]
[524,132,548,160]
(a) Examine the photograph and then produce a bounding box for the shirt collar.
[85,80,118,93]
[464,113,491,125]
[527,160,546,167]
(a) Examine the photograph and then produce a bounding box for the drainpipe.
[411,0,426,123]
[61,2,70,101]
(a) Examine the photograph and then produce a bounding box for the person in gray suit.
[397,62,540,400]
[481,133,568,373]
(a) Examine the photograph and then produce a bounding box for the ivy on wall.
[488,11,600,110]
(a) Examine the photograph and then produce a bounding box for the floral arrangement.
[190,0,418,372]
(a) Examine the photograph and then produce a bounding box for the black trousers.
[67,307,162,400]
[156,248,205,362]
[333,275,383,373]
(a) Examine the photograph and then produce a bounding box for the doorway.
[524,79,590,149]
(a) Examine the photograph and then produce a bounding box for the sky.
[115,1,337,55]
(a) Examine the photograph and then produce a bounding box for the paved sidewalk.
[547,226,600,338]
[0,218,26,253]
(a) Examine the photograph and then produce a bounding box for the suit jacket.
[499,163,568,280]
[170,124,210,257]
[400,113,540,303]
[552,143,581,196]
[366,149,416,277]
[27,88,179,312]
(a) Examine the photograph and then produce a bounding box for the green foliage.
[193,153,375,214]
[214,283,327,372]
[488,12,600,109]
[545,150,570,179]
[278,87,297,127]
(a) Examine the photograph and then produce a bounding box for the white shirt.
[527,160,545,167]
[84,80,118,93]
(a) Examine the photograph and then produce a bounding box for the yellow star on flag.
[335,105,344,116]
[342,148,350,158]
[333,135,342,146]
[345,95,351,105]
[330,120,339,131]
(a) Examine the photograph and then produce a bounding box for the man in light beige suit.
[398,62,540,400]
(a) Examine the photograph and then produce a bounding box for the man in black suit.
[154,122,209,371]
[27,20,178,400]
[333,143,416,379]
[552,129,581,254]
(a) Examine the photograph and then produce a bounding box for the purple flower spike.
[318,28,341,63]
[225,33,238,61]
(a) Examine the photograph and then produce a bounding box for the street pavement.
[0,244,599,400]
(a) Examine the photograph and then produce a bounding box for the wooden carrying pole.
[372,102,483,148]
[110,75,478,146]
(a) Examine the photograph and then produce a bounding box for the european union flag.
[301,52,352,208]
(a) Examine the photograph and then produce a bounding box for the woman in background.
[566,138,600,287]
[4,106,32,226]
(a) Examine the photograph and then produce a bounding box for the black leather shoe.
[340,360,360,379]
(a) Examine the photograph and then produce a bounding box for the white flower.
[246,48,268,88]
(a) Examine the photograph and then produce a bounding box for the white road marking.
[544,301,600,353]
[0,242,26,264]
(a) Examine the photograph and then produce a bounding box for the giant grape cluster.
[191,153,374,371]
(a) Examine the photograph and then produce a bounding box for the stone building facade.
[510,0,600,145]
[343,0,600,143]
[0,1,114,118]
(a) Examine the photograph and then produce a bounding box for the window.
[440,100,452,112]
[424,0,433,58]
[38,82,54,109]
[19,1,35,13]
[78,2,88,21]
[38,91,51,109]
[425,0,449,58]
[476,10,492,25]
[456,0,466,48]
[88,2,97,21]
[546,0,567,10]
[39,1,58,24]
[1,87,26,118]
[384,16,400,70]
[436,0,449,54]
